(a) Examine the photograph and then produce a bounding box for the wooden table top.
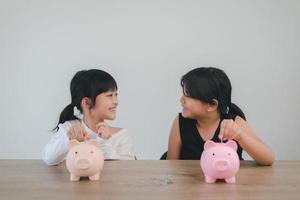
[0,160,299,200]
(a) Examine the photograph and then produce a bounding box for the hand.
[96,122,111,139]
[219,119,243,141]
[67,123,89,142]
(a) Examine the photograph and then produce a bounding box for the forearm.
[119,153,135,160]
[42,132,69,165]
[236,133,274,166]
[101,140,135,160]
[117,144,135,160]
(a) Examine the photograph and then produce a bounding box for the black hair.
[53,69,117,131]
[181,67,246,120]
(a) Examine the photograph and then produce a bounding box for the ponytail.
[53,104,79,131]
[226,103,246,120]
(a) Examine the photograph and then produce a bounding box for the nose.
[113,95,118,106]
[214,159,230,171]
[180,95,185,104]
[75,158,92,169]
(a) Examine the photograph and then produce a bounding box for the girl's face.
[180,94,209,119]
[90,90,118,121]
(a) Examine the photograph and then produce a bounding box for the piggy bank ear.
[204,140,216,150]
[89,140,101,148]
[226,140,238,151]
[69,139,80,149]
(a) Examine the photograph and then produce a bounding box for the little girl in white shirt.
[42,69,135,165]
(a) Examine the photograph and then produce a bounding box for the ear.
[226,140,238,151]
[69,139,80,149]
[89,140,101,148]
[81,97,91,108]
[204,140,216,150]
[207,99,219,112]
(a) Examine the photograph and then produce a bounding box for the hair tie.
[225,106,229,114]
[73,106,82,119]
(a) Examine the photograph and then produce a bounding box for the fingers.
[67,127,76,140]
[219,119,234,141]
[219,119,242,141]
[96,122,109,131]
[67,123,88,142]
[78,130,86,142]
[96,122,111,139]
[230,123,239,140]
[67,121,111,141]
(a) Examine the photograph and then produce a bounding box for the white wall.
[1,0,299,160]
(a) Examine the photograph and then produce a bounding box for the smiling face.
[88,90,119,121]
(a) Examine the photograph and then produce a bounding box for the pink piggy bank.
[200,140,240,184]
[66,140,104,181]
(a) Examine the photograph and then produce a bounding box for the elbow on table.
[42,152,63,166]
[42,156,61,166]
[256,152,275,166]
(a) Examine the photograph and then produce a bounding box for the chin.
[181,111,194,119]
[181,111,189,118]
[106,114,116,120]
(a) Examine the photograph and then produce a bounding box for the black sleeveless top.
[179,113,243,160]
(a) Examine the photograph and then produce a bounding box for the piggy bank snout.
[213,159,230,171]
[75,157,93,169]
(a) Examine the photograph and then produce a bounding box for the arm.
[235,116,274,165]
[116,129,135,160]
[220,116,274,166]
[167,116,182,160]
[42,126,69,166]
[42,121,81,165]
[101,129,135,160]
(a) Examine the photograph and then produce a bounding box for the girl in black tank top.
[167,67,274,165]
[179,113,243,160]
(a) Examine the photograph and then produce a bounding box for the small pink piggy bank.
[200,140,240,184]
[66,140,104,181]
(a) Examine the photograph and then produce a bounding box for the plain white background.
[1,0,299,160]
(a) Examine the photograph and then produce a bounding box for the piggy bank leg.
[70,174,80,181]
[205,175,216,183]
[225,176,236,184]
[89,173,100,181]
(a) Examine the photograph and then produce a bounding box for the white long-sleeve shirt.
[42,120,135,165]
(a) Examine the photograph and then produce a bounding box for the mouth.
[109,107,117,112]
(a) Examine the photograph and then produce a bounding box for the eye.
[212,153,215,156]
[75,152,78,154]
[90,151,94,154]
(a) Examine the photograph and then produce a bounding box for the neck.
[196,112,220,129]
[83,115,104,133]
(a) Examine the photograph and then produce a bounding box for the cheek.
[90,104,105,116]
[186,103,199,113]
[95,99,109,109]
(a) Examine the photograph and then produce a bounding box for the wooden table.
[0,160,299,200]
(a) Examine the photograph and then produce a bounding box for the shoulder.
[169,115,181,139]
[109,128,133,144]
[110,127,131,138]
[110,127,125,135]
[174,115,180,124]
[169,115,180,131]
